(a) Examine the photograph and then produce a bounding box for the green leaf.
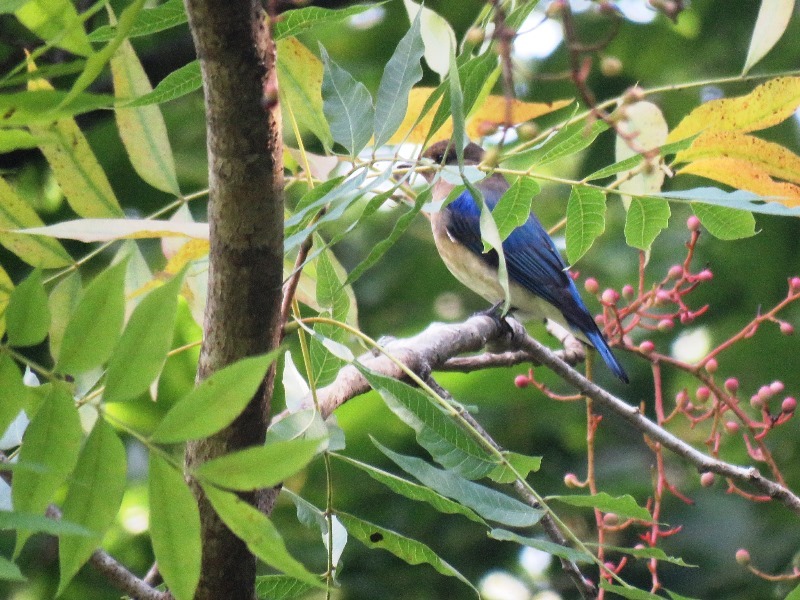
[487,452,542,484]
[194,438,322,491]
[14,0,91,57]
[12,385,82,556]
[585,138,695,181]
[0,176,72,268]
[274,3,382,40]
[0,129,38,152]
[0,511,93,537]
[320,45,374,156]
[785,583,800,600]
[88,0,186,42]
[624,196,670,250]
[104,269,186,403]
[149,454,201,600]
[0,355,28,436]
[111,40,180,195]
[375,441,543,528]
[493,177,540,241]
[359,368,498,479]
[333,453,485,525]
[0,555,25,582]
[657,187,800,216]
[276,37,332,150]
[600,581,667,600]
[0,90,113,126]
[202,484,323,588]
[548,493,652,521]
[120,60,201,108]
[6,269,50,347]
[309,246,349,386]
[61,0,148,107]
[337,512,477,593]
[502,119,609,170]
[56,259,127,374]
[255,575,317,600]
[447,40,465,160]
[591,543,695,567]
[690,203,756,240]
[151,351,279,442]
[489,528,593,563]
[47,273,81,364]
[58,419,127,595]
[566,186,606,264]
[373,12,424,148]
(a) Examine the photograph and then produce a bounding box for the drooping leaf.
[274,3,383,40]
[319,45,373,156]
[0,176,72,268]
[6,269,50,347]
[375,441,543,528]
[149,454,201,600]
[14,0,91,57]
[359,368,499,479]
[17,218,208,243]
[333,453,485,525]
[667,76,800,143]
[152,350,279,442]
[56,259,128,375]
[12,385,82,556]
[373,11,424,148]
[111,40,181,195]
[88,0,186,42]
[193,438,322,490]
[0,355,28,439]
[202,484,323,588]
[492,177,539,241]
[276,37,332,150]
[489,528,593,563]
[338,512,477,593]
[624,196,670,250]
[120,60,202,108]
[104,268,186,403]
[566,186,606,264]
[255,575,317,600]
[309,246,350,386]
[403,0,455,78]
[58,419,126,595]
[548,492,652,521]
[743,0,794,75]
[690,203,756,240]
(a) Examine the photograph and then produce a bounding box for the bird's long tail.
[584,329,629,383]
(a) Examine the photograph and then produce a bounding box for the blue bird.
[420,140,628,383]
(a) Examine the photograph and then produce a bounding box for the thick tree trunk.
[182,1,283,598]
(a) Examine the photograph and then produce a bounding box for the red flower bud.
[564,473,581,488]
[780,322,795,336]
[601,288,619,305]
[791,277,800,293]
[657,318,674,332]
[770,381,785,395]
[667,265,684,280]
[697,269,713,281]
[704,358,718,374]
[621,284,635,300]
[639,340,655,354]
[735,549,751,565]
[724,377,739,393]
[696,386,711,403]
[724,421,740,434]
[782,397,797,413]
[514,374,530,388]
[687,215,701,231]
[700,472,715,487]
[585,277,600,294]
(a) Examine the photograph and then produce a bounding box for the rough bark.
[182,1,283,598]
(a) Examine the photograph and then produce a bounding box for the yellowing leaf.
[0,263,12,338]
[667,77,800,143]
[675,130,800,185]
[17,218,209,242]
[386,88,571,144]
[679,157,800,206]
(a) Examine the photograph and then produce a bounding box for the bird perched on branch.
[419,139,628,383]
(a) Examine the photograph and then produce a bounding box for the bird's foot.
[476,301,513,335]
[545,319,586,367]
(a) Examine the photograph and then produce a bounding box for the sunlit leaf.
[616,101,668,206]
[743,0,794,75]
[111,40,181,195]
[194,438,322,490]
[667,77,800,143]
[403,0,455,78]
[337,512,476,592]
[58,419,126,595]
[120,60,201,108]
[624,196,670,250]
[274,3,382,40]
[548,492,652,521]
[486,452,542,484]
[320,45,373,156]
[18,218,208,242]
[0,176,72,268]
[657,186,800,216]
[489,528,593,563]
[0,555,24,582]
[203,484,323,587]
[88,0,186,42]
[6,269,49,347]
[376,441,543,528]
[47,270,84,367]
[566,186,606,264]
[373,12,424,148]
[149,454,201,600]
[690,203,756,240]
[276,37,332,150]
[0,129,38,152]
[15,0,91,57]
[12,385,82,556]
[104,268,186,403]
[56,259,127,374]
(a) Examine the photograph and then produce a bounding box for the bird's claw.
[545,320,585,366]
